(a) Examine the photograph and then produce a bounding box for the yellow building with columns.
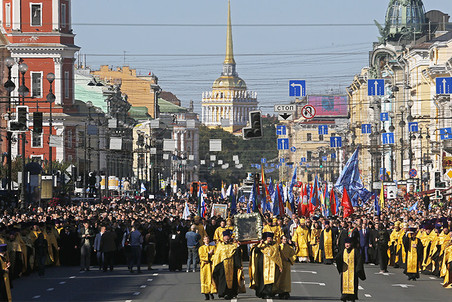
[201,0,258,133]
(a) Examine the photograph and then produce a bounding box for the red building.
[0,0,79,163]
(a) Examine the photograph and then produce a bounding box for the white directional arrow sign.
[392,284,414,288]
[291,82,304,96]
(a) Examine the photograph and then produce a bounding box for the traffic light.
[33,112,43,134]
[242,111,263,140]
[8,106,28,132]
[434,171,446,188]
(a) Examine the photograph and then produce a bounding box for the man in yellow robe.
[292,219,310,262]
[193,216,207,245]
[403,227,423,281]
[335,237,366,302]
[249,232,282,299]
[212,230,242,300]
[441,232,452,288]
[320,221,336,264]
[276,235,296,299]
[213,220,228,243]
[310,222,322,263]
[199,236,216,300]
[389,221,404,267]
[0,244,12,302]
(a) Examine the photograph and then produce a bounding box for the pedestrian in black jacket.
[100,226,118,272]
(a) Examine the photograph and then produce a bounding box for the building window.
[307,151,312,161]
[30,155,43,162]
[31,72,42,98]
[319,134,324,141]
[307,133,312,141]
[60,3,67,28]
[5,3,11,27]
[31,4,42,26]
[308,174,313,182]
[32,131,43,148]
[64,71,69,99]
[67,129,72,148]
[67,154,73,162]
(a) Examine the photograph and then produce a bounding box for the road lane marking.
[69,276,76,279]
[292,281,325,286]
[291,270,317,274]
[47,288,54,291]
[267,299,273,302]
[231,299,238,302]
[153,273,159,276]
[32,296,41,299]
[429,277,436,280]
[358,285,364,290]
[392,284,414,288]
[365,294,372,298]
[140,285,147,289]
[59,281,66,285]
[374,272,394,276]
[147,279,153,282]
[125,300,132,302]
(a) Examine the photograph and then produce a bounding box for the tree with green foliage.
[198,116,279,189]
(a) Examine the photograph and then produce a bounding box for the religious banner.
[211,204,228,219]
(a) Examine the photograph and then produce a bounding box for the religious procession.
[190,147,452,301]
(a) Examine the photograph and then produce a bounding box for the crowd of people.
[0,189,449,301]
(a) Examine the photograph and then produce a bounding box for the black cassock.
[335,248,366,302]
[212,247,242,299]
[168,232,183,271]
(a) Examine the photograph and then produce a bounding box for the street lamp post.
[18,63,29,205]
[399,106,406,180]
[84,101,93,198]
[46,73,56,186]
[407,99,414,173]
[3,57,16,196]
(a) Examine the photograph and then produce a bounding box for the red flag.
[301,184,309,217]
[308,183,315,214]
[330,187,336,216]
[342,187,354,218]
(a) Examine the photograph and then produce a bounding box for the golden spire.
[224,0,236,65]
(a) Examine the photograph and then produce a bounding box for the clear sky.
[72,0,452,113]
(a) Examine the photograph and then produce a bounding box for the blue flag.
[335,146,371,206]
[288,167,297,212]
[251,183,258,213]
[408,201,418,212]
[374,194,380,215]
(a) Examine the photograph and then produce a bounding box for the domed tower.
[378,0,426,42]
[201,0,258,133]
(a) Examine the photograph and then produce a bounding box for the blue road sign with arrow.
[440,128,452,140]
[290,146,297,152]
[277,138,289,150]
[361,124,371,134]
[380,112,389,122]
[368,79,385,96]
[382,133,395,145]
[301,157,307,163]
[408,122,419,132]
[318,125,328,135]
[276,125,287,136]
[289,80,306,97]
[330,136,342,148]
[436,77,452,95]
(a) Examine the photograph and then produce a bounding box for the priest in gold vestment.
[212,230,242,300]
[335,237,366,302]
[249,232,283,299]
[403,227,424,281]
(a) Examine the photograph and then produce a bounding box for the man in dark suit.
[100,226,117,272]
[359,224,370,263]
[78,220,95,271]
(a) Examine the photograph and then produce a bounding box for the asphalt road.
[11,262,451,302]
